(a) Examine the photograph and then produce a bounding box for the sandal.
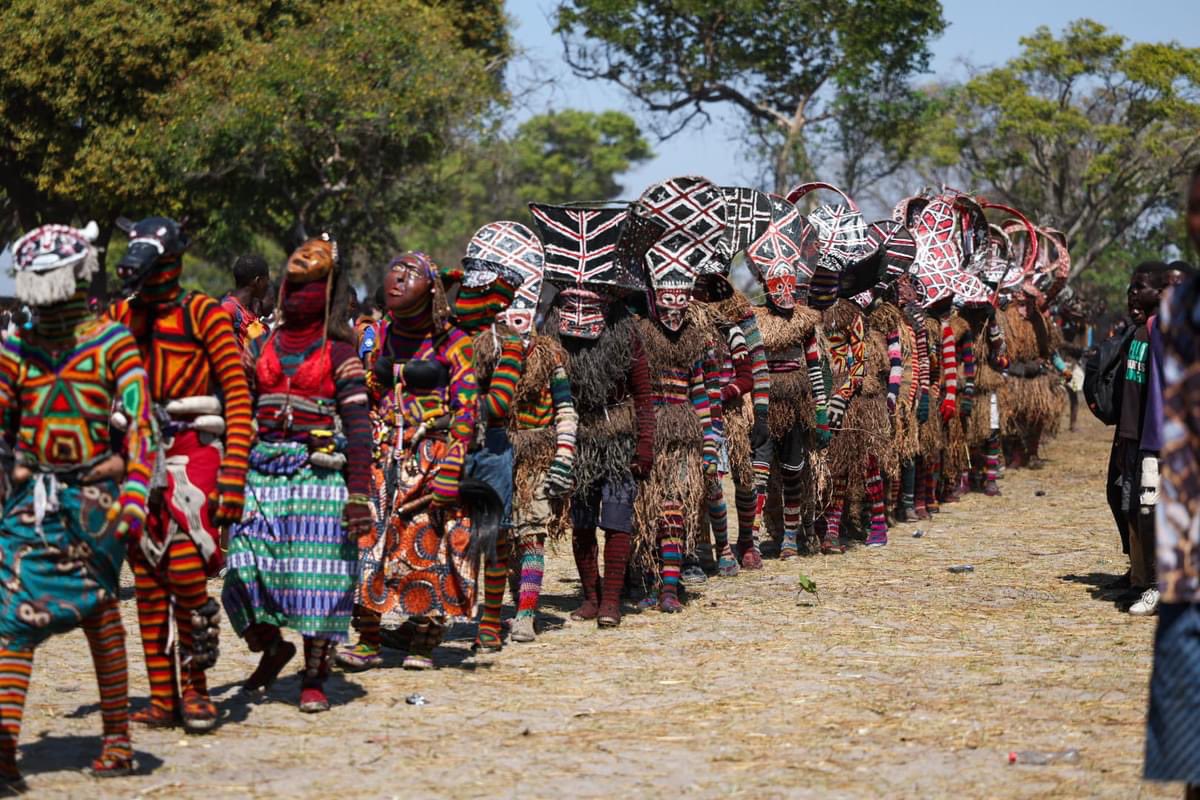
[131,704,178,728]
[334,642,382,672]
[89,734,136,778]
[181,689,217,734]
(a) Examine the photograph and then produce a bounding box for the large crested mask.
[630,175,727,332]
[530,204,642,339]
[745,194,805,311]
[463,221,545,337]
[116,215,189,294]
[1035,226,1070,305]
[556,287,609,340]
[787,182,871,310]
[713,187,774,274]
[848,220,917,309]
[286,233,337,284]
[903,192,992,310]
[12,221,101,306]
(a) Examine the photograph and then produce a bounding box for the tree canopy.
[0,0,509,289]
[555,0,946,194]
[924,19,1200,279]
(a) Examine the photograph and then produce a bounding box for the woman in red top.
[221,235,373,713]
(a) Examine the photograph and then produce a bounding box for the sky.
[506,0,1200,194]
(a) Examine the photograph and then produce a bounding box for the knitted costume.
[0,222,155,779]
[108,216,252,731]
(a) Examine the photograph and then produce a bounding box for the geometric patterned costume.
[107,216,253,732]
[0,221,155,782]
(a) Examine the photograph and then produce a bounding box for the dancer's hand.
[939,396,956,423]
[112,494,147,541]
[211,468,247,526]
[631,441,654,480]
[827,397,847,432]
[814,406,832,449]
[545,459,573,498]
[430,460,462,506]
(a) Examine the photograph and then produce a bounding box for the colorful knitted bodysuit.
[0,291,154,776]
[108,261,253,721]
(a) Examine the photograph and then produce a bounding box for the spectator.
[221,254,271,356]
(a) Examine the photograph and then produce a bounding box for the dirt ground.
[13,412,1178,799]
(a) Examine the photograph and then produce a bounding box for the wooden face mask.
[287,235,337,284]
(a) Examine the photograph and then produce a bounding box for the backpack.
[1083,327,1133,425]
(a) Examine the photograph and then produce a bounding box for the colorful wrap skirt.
[222,441,357,642]
[0,476,123,649]
[358,437,477,625]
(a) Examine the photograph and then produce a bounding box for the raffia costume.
[531,203,655,628]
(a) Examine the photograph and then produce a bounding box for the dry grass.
[16,414,1173,799]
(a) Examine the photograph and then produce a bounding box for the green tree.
[555,0,945,194]
[0,0,509,287]
[926,19,1200,279]
[400,109,653,270]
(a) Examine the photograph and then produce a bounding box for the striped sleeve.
[549,363,577,470]
[482,333,523,423]
[689,361,716,455]
[940,321,958,420]
[192,295,253,475]
[330,341,371,497]
[887,328,903,412]
[738,313,770,415]
[108,326,155,512]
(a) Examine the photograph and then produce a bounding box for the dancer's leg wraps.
[516,536,545,620]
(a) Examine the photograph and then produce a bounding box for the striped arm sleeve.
[887,328,903,413]
[940,321,958,420]
[738,314,770,415]
[549,364,577,470]
[330,342,372,497]
[482,333,523,424]
[690,361,717,462]
[193,296,253,475]
[109,327,155,514]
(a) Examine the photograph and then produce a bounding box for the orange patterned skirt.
[356,438,477,625]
